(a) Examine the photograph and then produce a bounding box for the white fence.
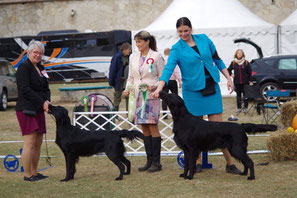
[0,110,269,159]
[73,110,180,156]
[72,110,269,156]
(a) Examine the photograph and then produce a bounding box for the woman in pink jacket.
[124,30,165,172]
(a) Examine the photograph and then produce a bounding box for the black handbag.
[22,110,37,116]
[201,77,216,96]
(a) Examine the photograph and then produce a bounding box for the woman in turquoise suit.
[152,17,241,174]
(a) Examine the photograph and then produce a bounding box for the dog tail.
[242,123,278,134]
[117,129,144,141]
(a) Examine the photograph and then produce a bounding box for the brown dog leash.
[44,114,56,166]
[44,133,52,166]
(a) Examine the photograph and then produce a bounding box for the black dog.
[49,105,144,181]
[159,91,277,180]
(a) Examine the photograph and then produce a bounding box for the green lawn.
[0,82,296,198]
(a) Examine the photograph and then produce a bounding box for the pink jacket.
[164,55,182,85]
[126,49,165,99]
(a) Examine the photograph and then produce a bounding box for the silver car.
[0,58,18,111]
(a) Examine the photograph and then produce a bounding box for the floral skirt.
[135,93,160,125]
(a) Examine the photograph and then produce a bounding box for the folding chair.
[244,85,265,116]
[262,90,290,125]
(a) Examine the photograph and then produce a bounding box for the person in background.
[123,30,165,172]
[109,42,131,111]
[15,40,51,182]
[161,48,182,119]
[227,49,253,114]
[152,17,241,175]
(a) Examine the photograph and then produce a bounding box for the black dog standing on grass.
[49,105,144,181]
[159,91,277,180]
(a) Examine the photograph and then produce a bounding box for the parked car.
[0,58,18,111]
[250,55,297,101]
[234,38,297,101]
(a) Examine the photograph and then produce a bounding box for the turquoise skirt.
[182,83,223,116]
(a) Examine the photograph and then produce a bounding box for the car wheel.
[0,90,8,111]
[260,82,280,102]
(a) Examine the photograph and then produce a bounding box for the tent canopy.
[133,0,277,96]
[146,0,273,31]
[280,9,297,25]
[279,9,297,55]
[139,0,277,61]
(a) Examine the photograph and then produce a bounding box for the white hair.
[27,40,45,53]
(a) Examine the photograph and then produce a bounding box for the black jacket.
[108,51,124,91]
[15,59,51,112]
[227,60,252,85]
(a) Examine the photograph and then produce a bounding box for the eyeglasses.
[32,50,43,56]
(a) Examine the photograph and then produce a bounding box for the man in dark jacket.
[108,43,131,111]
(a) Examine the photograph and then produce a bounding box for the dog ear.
[54,106,71,126]
[48,104,52,111]
[175,94,185,105]
[169,94,186,116]
[61,114,71,126]
[61,107,71,125]
[170,103,181,116]
[62,107,69,115]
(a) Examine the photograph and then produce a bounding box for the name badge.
[41,70,49,78]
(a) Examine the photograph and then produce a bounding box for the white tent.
[132,0,277,96]
[279,9,297,55]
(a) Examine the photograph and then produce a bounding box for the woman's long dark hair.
[134,30,157,51]
[176,17,192,29]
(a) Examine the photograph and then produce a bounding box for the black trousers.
[235,84,248,109]
[162,80,178,110]
[113,80,128,111]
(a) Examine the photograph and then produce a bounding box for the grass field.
[0,83,296,198]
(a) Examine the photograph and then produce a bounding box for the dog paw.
[115,177,123,180]
[240,172,248,176]
[247,176,255,180]
[179,173,185,178]
[60,178,69,182]
[185,176,193,180]
[124,172,130,175]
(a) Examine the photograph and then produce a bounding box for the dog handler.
[15,40,51,181]
[124,30,165,172]
[152,17,241,174]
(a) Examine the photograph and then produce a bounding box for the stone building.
[0,0,296,37]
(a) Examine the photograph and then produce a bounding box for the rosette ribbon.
[80,96,89,114]
[146,58,154,73]
[89,95,97,118]
[126,86,136,122]
[139,83,149,118]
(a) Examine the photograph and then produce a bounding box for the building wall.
[0,0,296,37]
[239,0,297,24]
[0,0,172,37]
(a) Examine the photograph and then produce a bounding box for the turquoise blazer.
[160,34,226,91]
